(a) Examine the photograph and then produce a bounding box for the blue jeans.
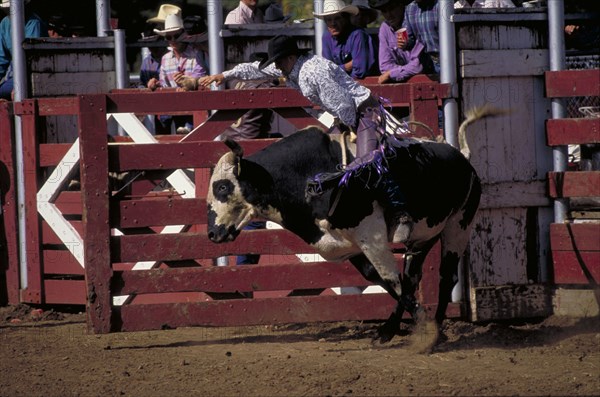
[236,221,266,265]
[0,78,13,100]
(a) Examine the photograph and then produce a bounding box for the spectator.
[225,0,264,25]
[182,15,209,73]
[454,0,515,7]
[402,0,440,73]
[350,0,379,28]
[197,35,410,198]
[0,0,47,100]
[314,0,377,79]
[153,13,207,134]
[371,0,429,84]
[147,3,182,24]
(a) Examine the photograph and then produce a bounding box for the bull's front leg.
[352,209,405,343]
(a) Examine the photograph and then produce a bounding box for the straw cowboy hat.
[147,4,182,24]
[153,13,184,36]
[313,0,359,18]
[351,0,379,23]
[258,35,310,70]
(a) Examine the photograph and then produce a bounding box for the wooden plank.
[480,180,550,209]
[545,70,600,98]
[552,251,600,284]
[0,101,20,304]
[39,143,72,167]
[43,250,84,275]
[20,100,43,304]
[550,223,600,252]
[470,284,552,322]
[461,49,548,78]
[554,288,600,317]
[54,191,83,215]
[41,221,83,245]
[44,279,86,305]
[546,118,600,146]
[79,94,112,334]
[112,229,316,263]
[114,198,205,228]
[548,171,600,198]
[114,295,461,333]
[112,262,370,295]
[31,71,116,97]
[36,97,78,116]
[108,139,275,172]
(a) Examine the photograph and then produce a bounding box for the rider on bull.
[185,34,409,205]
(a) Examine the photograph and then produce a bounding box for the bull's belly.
[310,219,361,261]
[390,217,447,247]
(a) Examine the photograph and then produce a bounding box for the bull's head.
[206,139,258,243]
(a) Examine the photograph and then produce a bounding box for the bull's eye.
[213,179,235,203]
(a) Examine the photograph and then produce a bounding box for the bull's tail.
[459,104,509,159]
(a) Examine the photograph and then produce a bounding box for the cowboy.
[196,35,410,194]
[314,0,377,79]
[225,0,264,25]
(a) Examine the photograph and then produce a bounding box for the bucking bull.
[207,107,496,347]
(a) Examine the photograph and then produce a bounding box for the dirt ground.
[0,304,598,397]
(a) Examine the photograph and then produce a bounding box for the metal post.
[207,0,225,80]
[439,0,459,148]
[9,0,29,290]
[114,29,128,89]
[548,0,568,223]
[313,0,324,56]
[96,0,111,37]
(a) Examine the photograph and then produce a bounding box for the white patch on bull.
[393,216,448,247]
[311,203,402,297]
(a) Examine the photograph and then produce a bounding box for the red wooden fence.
[545,69,600,286]
[1,78,460,333]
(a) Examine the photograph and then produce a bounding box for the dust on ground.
[1,304,598,397]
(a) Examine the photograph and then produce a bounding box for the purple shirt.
[378,21,424,82]
[322,26,376,79]
[159,45,207,88]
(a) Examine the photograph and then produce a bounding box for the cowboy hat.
[153,13,185,36]
[147,4,182,24]
[258,35,310,70]
[351,0,379,23]
[369,0,410,9]
[313,0,359,18]
[264,2,292,23]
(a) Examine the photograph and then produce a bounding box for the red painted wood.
[41,220,83,245]
[39,143,71,167]
[114,198,205,228]
[183,109,246,141]
[552,251,600,284]
[548,171,600,198]
[0,101,20,304]
[79,94,113,333]
[112,229,316,263]
[20,100,43,304]
[115,296,460,332]
[113,262,370,295]
[546,119,600,146]
[550,223,600,252]
[545,70,600,98]
[43,250,83,275]
[36,97,78,116]
[54,191,83,215]
[410,83,442,138]
[108,139,275,172]
[44,279,86,305]
[274,108,327,129]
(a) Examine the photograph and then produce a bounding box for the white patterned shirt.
[224,1,264,24]
[222,54,372,127]
[454,0,515,8]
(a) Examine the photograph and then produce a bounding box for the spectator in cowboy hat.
[264,1,291,23]
[350,0,379,28]
[0,0,47,100]
[314,0,377,78]
[370,0,430,84]
[153,13,207,134]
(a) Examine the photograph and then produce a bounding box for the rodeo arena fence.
[1,1,599,334]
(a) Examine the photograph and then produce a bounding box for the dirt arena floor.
[0,304,598,397]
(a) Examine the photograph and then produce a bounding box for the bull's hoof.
[372,321,399,344]
[408,318,440,354]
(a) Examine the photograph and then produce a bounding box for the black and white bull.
[207,110,489,344]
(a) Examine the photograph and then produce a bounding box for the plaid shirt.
[403,0,439,54]
[159,45,207,88]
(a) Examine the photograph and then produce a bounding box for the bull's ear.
[224,138,244,158]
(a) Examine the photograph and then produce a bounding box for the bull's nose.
[207,230,216,241]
